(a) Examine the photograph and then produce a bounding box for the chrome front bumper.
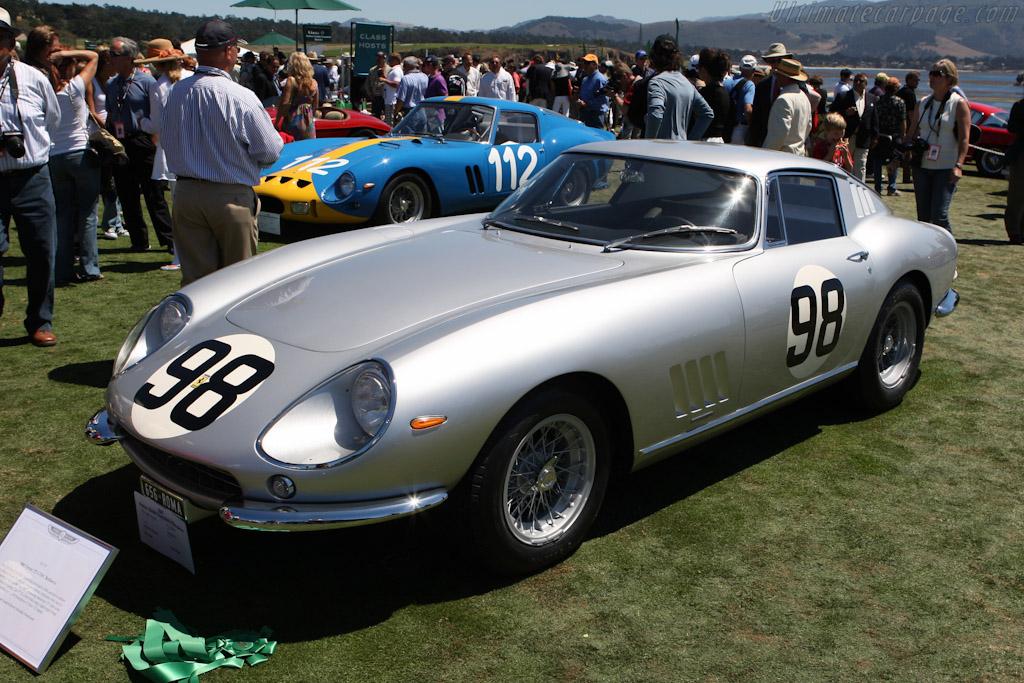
[87,408,448,532]
[935,288,959,317]
[86,408,124,444]
[218,489,449,532]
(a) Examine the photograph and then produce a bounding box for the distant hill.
[498,2,1024,58]
[497,16,640,41]
[3,1,1022,63]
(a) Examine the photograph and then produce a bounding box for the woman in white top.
[136,39,193,271]
[904,58,970,232]
[45,46,101,283]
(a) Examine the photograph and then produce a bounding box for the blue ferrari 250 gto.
[254,97,615,232]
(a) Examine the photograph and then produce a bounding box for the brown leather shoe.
[30,330,57,347]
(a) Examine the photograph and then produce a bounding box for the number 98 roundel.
[786,265,847,380]
[131,334,276,440]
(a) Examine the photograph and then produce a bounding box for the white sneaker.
[100,228,118,240]
[116,228,129,238]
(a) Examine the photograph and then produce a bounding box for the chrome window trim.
[493,152,763,253]
[764,170,847,249]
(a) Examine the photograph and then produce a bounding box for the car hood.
[226,228,624,352]
[262,136,470,179]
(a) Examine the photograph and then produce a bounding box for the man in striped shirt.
[162,19,282,286]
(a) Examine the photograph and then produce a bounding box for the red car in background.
[968,102,1015,177]
[264,106,391,139]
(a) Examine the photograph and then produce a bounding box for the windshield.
[488,153,758,250]
[391,102,496,142]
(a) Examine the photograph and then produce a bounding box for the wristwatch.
[955,162,963,169]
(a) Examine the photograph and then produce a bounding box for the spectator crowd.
[1,5,1021,348]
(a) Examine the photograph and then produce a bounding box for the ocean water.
[805,67,1022,109]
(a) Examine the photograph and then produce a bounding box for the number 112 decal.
[488,145,539,192]
[786,265,847,379]
[131,334,276,440]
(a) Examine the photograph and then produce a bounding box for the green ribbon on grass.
[106,608,276,682]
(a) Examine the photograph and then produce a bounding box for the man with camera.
[577,54,610,129]
[0,8,60,346]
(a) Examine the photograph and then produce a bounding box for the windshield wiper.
[510,214,579,231]
[602,225,737,252]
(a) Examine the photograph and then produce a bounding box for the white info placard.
[134,491,195,574]
[0,505,117,673]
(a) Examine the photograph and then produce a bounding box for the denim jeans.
[580,109,606,130]
[0,165,56,334]
[872,157,897,194]
[912,166,958,232]
[99,163,123,231]
[49,149,101,281]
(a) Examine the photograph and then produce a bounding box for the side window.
[496,111,539,145]
[776,175,843,245]
[765,178,784,244]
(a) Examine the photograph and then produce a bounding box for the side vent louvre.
[465,166,478,194]
[670,351,730,423]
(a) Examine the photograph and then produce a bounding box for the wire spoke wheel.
[876,300,917,389]
[557,168,590,206]
[374,173,432,225]
[857,280,924,412]
[387,180,426,223]
[502,414,596,545]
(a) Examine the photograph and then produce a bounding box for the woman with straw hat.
[136,39,193,270]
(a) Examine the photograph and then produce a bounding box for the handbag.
[87,111,128,166]
[67,82,128,166]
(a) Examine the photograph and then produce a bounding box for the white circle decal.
[786,265,847,379]
[131,334,276,440]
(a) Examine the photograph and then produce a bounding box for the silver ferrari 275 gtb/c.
[88,141,958,574]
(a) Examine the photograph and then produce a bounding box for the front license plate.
[257,211,281,236]
[140,475,188,522]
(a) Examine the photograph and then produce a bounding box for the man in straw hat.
[135,38,192,271]
[762,58,812,156]
[748,41,793,147]
[106,35,174,253]
[161,19,282,285]
[0,6,61,346]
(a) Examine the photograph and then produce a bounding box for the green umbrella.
[247,31,297,46]
[230,0,361,50]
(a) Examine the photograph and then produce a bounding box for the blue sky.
[42,1,807,33]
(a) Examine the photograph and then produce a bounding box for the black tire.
[349,127,379,138]
[467,391,610,575]
[372,173,432,225]
[976,150,1005,178]
[556,167,591,206]
[857,280,925,412]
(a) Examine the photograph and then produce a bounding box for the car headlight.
[352,365,391,434]
[113,294,191,375]
[336,172,356,198]
[259,360,394,468]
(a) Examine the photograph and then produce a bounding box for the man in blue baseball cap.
[633,49,653,79]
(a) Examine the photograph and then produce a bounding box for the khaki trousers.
[172,178,259,286]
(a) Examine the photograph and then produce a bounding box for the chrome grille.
[126,435,242,500]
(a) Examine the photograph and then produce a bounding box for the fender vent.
[257,195,285,214]
[465,165,485,194]
[670,352,730,421]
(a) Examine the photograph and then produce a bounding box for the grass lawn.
[1,170,1021,681]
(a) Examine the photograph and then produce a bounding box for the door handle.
[847,251,870,262]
